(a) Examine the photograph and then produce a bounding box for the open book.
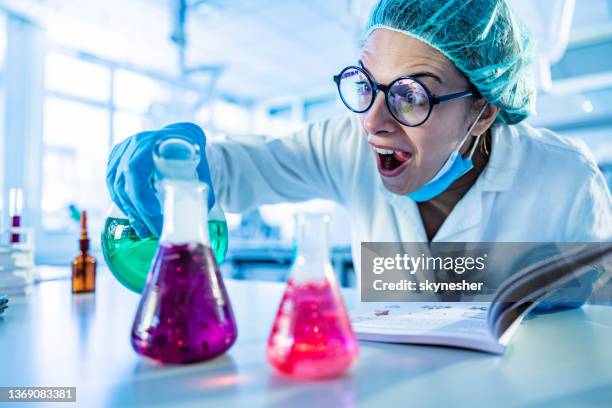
[351,242,612,354]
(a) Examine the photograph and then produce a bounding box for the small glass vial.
[267,212,359,380]
[72,211,97,293]
[9,188,23,244]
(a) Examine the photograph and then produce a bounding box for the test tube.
[9,188,24,244]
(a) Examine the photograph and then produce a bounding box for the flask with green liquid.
[101,136,228,293]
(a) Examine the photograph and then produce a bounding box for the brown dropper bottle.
[72,211,97,293]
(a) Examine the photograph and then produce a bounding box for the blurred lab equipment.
[9,188,23,244]
[0,189,34,296]
[71,211,96,294]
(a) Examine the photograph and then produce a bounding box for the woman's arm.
[206,115,363,213]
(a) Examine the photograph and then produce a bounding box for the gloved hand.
[530,267,600,314]
[106,122,215,238]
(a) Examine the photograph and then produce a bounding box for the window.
[114,69,171,114]
[113,111,145,145]
[210,100,253,135]
[112,69,204,141]
[0,14,4,210]
[0,13,6,70]
[42,97,110,231]
[42,52,112,248]
[304,97,344,122]
[38,51,235,263]
[45,53,110,102]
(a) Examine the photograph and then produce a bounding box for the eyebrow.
[358,60,443,84]
[409,72,443,84]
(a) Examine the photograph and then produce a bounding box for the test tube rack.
[0,226,35,296]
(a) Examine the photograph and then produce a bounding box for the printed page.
[350,302,504,354]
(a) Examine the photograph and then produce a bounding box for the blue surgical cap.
[365,0,536,125]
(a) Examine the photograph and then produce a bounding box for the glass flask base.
[267,278,359,380]
[131,242,237,364]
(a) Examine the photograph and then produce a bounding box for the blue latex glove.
[511,244,601,316]
[0,295,7,315]
[106,122,215,238]
[530,268,601,314]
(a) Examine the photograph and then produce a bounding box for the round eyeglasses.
[333,65,474,127]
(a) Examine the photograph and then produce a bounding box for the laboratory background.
[0,0,611,285]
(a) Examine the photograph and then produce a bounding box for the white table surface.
[1,268,612,408]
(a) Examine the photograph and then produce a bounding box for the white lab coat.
[206,114,612,278]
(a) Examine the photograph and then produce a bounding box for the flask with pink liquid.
[267,212,359,379]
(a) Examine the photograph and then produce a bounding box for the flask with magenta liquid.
[101,139,228,294]
[130,137,237,364]
[267,212,359,380]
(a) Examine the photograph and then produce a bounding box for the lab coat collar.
[378,122,521,242]
[478,122,521,192]
[379,184,429,241]
[434,122,522,240]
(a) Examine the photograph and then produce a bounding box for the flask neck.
[79,239,90,253]
[153,136,200,181]
[159,180,210,245]
[291,213,332,282]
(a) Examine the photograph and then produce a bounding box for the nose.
[362,92,397,136]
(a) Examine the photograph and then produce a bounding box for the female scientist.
[107,0,611,255]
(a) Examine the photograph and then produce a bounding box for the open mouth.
[371,145,413,177]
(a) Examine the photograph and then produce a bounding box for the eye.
[411,89,428,106]
[395,84,427,106]
[398,98,414,114]
[355,81,372,95]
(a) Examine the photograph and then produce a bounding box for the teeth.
[374,147,396,155]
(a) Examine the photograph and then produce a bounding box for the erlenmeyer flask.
[101,135,228,293]
[131,176,237,364]
[267,213,359,379]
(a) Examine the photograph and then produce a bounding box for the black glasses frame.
[333,65,474,127]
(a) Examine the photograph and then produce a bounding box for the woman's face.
[360,28,482,195]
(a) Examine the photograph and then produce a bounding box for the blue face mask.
[408,104,489,202]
